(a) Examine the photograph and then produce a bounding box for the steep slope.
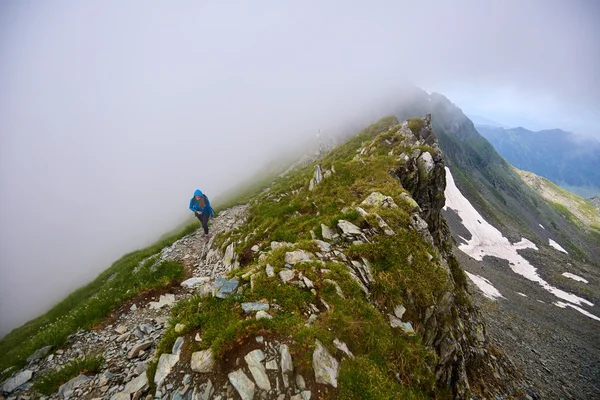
[1,117,522,400]
[476,125,600,197]
[394,89,600,399]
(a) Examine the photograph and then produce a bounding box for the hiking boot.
[204,233,212,240]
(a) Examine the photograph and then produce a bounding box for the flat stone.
[58,374,90,398]
[216,278,239,299]
[241,302,269,313]
[1,370,33,393]
[244,350,271,391]
[181,277,210,288]
[122,373,148,394]
[172,337,184,356]
[148,293,176,309]
[313,240,331,253]
[394,305,406,319]
[228,369,255,400]
[361,192,397,208]
[333,338,354,358]
[128,341,153,359]
[191,349,214,373]
[154,353,179,387]
[295,374,306,390]
[265,264,275,278]
[321,224,336,241]
[280,344,293,376]
[279,270,295,283]
[26,345,52,363]
[256,311,273,320]
[313,340,339,387]
[337,220,362,235]
[285,250,313,265]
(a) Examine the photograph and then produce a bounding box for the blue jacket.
[189,189,214,217]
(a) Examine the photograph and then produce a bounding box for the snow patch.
[539,224,545,229]
[554,302,600,322]
[517,292,528,297]
[549,239,568,254]
[465,272,504,300]
[562,273,588,284]
[444,167,593,308]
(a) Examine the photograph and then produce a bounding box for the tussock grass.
[33,354,104,395]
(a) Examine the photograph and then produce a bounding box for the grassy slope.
[147,116,459,399]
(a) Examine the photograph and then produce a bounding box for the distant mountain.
[476,125,600,197]
[467,114,506,128]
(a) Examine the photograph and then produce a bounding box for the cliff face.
[1,116,513,400]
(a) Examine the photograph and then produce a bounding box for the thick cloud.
[0,0,598,336]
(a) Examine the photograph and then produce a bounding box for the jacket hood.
[194,189,203,197]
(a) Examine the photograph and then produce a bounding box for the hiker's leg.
[201,212,210,234]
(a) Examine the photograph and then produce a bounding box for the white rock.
[394,305,406,319]
[228,369,255,400]
[256,311,273,320]
[321,224,336,241]
[122,373,148,394]
[154,353,179,387]
[148,294,176,309]
[333,338,354,358]
[285,250,313,265]
[313,240,331,253]
[244,350,271,391]
[419,152,435,174]
[181,277,210,288]
[265,264,275,278]
[312,340,339,387]
[58,374,90,398]
[265,360,278,370]
[279,270,295,283]
[337,220,362,235]
[191,350,214,373]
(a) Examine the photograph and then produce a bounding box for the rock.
[196,379,214,400]
[251,245,260,252]
[399,321,415,335]
[312,340,339,387]
[172,337,184,356]
[279,270,295,283]
[418,151,435,174]
[394,305,406,319]
[399,193,420,211]
[323,279,344,297]
[58,374,90,398]
[389,314,402,328]
[110,393,131,400]
[302,276,314,289]
[175,324,186,333]
[181,277,210,288]
[223,243,235,267]
[122,373,148,395]
[265,360,278,370]
[321,224,337,241]
[228,369,255,400]
[130,304,138,311]
[1,370,33,393]
[148,294,176,309]
[361,192,398,208]
[241,302,269,313]
[333,338,354,358]
[374,213,395,235]
[256,311,273,320]
[265,264,275,278]
[215,278,239,299]
[115,324,128,334]
[280,344,293,378]
[271,241,292,250]
[154,353,179,387]
[308,165,323,191]
[295,375,306,391]
[26,345,52,363]
[191,350,214,373]
[128,341,153,359]
[355,206,368,217]
[313,240,331,253]
[337,220,362,235]
[285,250,313,265]
[244,350,271,391]
[305,314,318,326]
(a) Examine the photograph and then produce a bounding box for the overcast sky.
[1,0,598,337]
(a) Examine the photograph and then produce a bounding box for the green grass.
[33,354,104,395]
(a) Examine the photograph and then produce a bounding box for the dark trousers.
[195,212,210,234]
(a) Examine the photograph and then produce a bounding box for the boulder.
[58,374,90,398]
[154,353,179,387]
[1,370,33,393]
[244,349,271,391]
[191,350,214,373]
[312,340,339,387]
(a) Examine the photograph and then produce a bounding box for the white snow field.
[444,168,599,320]
[549,239,568,254]
[554,302,600,322]
[562,273,589,284]
[465,271,504,300]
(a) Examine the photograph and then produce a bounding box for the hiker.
[189,189,215,238]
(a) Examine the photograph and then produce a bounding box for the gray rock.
[148,294,176,309]
[313,340,339,387]
[323,279,344,297]
[313,240,331,253]
[321,224,337,241]
[279,270,295,283]
[154,353,179,387]
[265,360,278,370]
[114,324,128,334]
[337,220,362,235]
[190,350,214,373]
[256,311,273,320]
[399,193,420,211]
[394,305,406,319]
[308,165,323,191]
[216,278,239,299]
[181,277,210,288]
[228,369,255,400]
[291,395,302,400]
[244,350,271,391]
[295,374,306,391]
[284,250,313,265]
[122,373,148,395]
[333,338,354,358]
[361,192,398,208]
[241,302,269,313]
[399,321,415,335]
[389,314,402,328]
[271,241,293,250]
[265,264,275,278]
[1,370,33,393]
[251,245,260,252]
[197,379,214,400]
[58,374,90,398]
[128,341,153,359]
[280,344,293,378]
[301,390,312,400]
[223,243,235,267]
[418,151,435,174]
[302,276,314,289]
[109,393,131,400]
[172,337,184,356]
[374,213,395,235]
[26,345,52,363]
